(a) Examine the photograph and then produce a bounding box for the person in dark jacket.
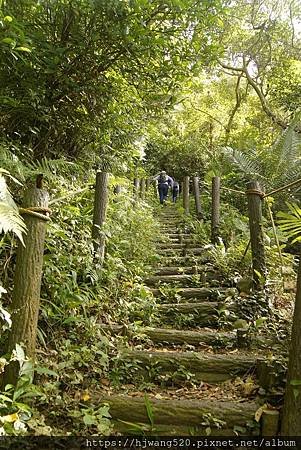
[154,171,173,204]
[172,180,180,202]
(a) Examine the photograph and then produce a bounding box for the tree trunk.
[246,181,266,289]
[2,184,49,387]
[183,176,190,214]
[211,176,220,244]
[92,171,109,263]
[281,256,301,435]
[193,176,203,219]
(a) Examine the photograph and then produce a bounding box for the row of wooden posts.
[133,174,266,287]
[2,172,265,386]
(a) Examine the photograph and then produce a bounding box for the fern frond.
[29,157,77,179]
[268,114,301,186]
[0,173,26,244]
[0,203,26,245]
[277,202,301,243]
[222,147,266,182]
[0,146,27,182]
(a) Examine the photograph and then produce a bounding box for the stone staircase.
[100,208,268,436]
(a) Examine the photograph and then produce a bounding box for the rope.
[220,186,245,195]
[266,201,284,283]
[49,184,94,206]
[202,181,245,196]
[264,177,301,198]
[245,189,265,199]
[19,207,51,221]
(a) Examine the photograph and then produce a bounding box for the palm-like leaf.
[0,173,26,244]
[271,115,301,187]
[223,115,301,192]
[223,146,266,182]
[277,202,301,243]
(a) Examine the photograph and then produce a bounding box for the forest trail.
[101,206,269,436]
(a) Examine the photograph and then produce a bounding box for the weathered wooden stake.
[2,181,49,387]
[145,178,151,192]
[133,178,140,201]
[140,179,146,200]
[261,410,279,436]
[246,180,266,288]
[92,171,109,264]
[183,176,190,215]
[281,255,301,435]
[211,176,220,244]
[193,176,203,219]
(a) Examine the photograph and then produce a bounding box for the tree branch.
[225,73,248,145]
[219,59,288,129]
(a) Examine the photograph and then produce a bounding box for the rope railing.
[203,177,301,199]
[48,184,94,206]
[264,177,301,198]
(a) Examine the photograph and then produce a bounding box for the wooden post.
[133,178,140,201]
[193,176,203,219]
[246,180,266,288]
[281,256,301,435]
[183,176,190,215]
[146,178,151,192]
[92,171,109,264]
[211,176,220,244]
[261,410,279,436]
[140,179,146,200]
[2,180,49,387]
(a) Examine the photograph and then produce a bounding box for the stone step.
[157,243,200,249]
[116,349,258,384]
[153,266,204,275]
[158,255,212,265]
[157,247,204,256]
[100,324,236,347]
[146,274,206,286]
[157,301,220,327]
[102,394,259,435]
[150,287,226,300]
[145,273,222,286]
[163,238,197,244]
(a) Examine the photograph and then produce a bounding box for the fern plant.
[223,115,301,190]
[277,202,301,243]
[0,169,26,244]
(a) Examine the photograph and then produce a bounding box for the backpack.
[158,173,168,183]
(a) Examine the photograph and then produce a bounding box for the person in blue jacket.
[154,171,173,204]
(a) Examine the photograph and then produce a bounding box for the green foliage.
[277,202,301,243]
[0,0,225,163]
[0,347,44,436]
[0,170,26,244]
[223,114,301,190]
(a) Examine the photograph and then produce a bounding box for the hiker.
[154,170,173,204]
[172,180,180,202]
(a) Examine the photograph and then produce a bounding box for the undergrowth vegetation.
[0,164,162,435]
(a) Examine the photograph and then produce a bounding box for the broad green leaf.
[14,46,31,53]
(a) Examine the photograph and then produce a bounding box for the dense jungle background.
[0,0,301,440]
